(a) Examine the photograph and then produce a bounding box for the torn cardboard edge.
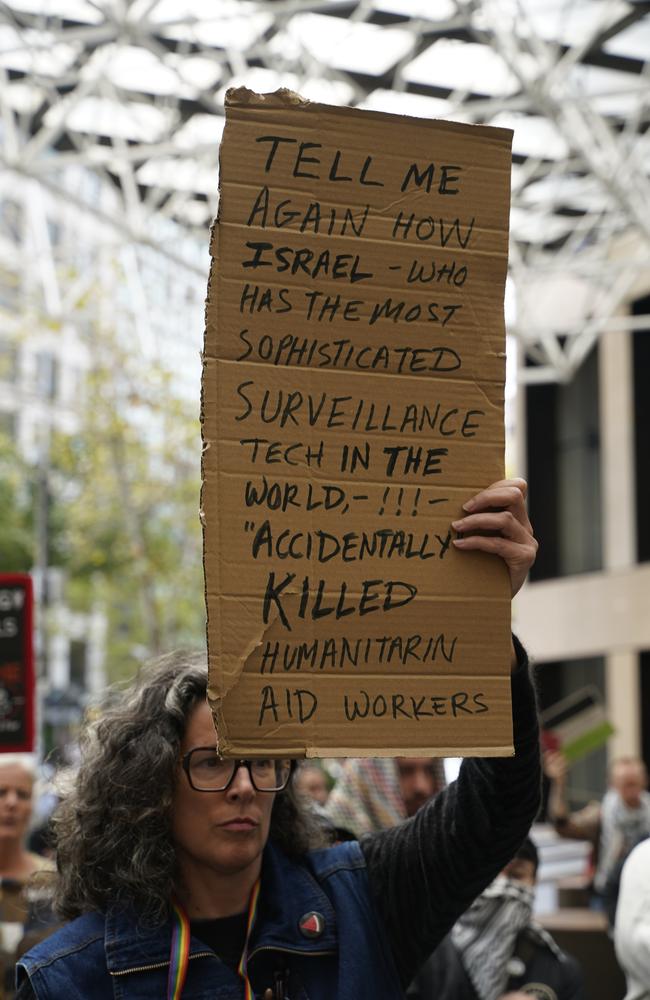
[224,86,514,147]
[303,745,515,759]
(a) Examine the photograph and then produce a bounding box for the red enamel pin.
[299,912,325,938]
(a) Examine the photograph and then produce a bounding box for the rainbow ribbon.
[167,898,191,1000]
[238,877,262,1000]
[167,878,262,1000]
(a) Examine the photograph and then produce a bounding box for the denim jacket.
[17,841,404,1000]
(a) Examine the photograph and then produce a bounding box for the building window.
[0,339,18,382]
[526,344,602,580]
[537,656,607,811]
[34,351,58,401]
[69,640,87,690]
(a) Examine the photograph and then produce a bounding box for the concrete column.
[599,323,640,760]
[599,324,636,570]
[605,650,641,759]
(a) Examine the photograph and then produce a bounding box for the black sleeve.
[558,955,588,1000]
[359,639,541,988]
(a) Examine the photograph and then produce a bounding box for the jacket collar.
[250,841,338,958]
[104,907,190,973]
[104,842,337,974]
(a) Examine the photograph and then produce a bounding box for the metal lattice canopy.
[1,0,650,384]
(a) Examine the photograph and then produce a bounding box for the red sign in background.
[0,574,35,752]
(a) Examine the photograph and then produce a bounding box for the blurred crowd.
[2,743,650,999]
[296,750,650,1000]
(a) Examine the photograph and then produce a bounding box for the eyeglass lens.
[188,751,291,791]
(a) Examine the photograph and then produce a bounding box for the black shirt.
[190,913,247,971]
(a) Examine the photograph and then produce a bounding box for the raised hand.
[543,749,569,786]
[451,478,538,598]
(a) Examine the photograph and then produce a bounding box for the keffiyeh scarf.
[451,876,562,1000]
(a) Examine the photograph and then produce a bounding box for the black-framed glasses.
[181,748,295,793]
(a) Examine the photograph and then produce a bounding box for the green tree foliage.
[0,431,34,572]
[50,330,205,681]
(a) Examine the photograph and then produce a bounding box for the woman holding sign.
[17,479,540,1000]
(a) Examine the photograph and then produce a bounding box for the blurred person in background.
[0,757,56,999]
[26,762,63,864]
[614,836,650,1000]
[544,751,650,923]
[397,758,447,820]
[407,837,587,1000]
[324,757,446,840]
[294,763,330,807]
[0,758,46,883]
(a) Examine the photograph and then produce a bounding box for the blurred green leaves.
[3,325,205,682]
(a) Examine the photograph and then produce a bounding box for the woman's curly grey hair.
[53,650,327,924]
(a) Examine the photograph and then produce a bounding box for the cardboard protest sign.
[0,574,35,752]
[202,88,513,757]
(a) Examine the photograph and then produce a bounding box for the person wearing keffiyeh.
[323,757,446,839]
[407,838,587,1000]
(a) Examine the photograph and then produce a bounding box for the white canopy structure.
[1,0,649,383]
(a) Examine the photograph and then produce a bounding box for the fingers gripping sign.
[451,478,538,598]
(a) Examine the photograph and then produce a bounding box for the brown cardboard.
[202,87,513,758]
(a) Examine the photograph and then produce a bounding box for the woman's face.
[0,764,34,844]
[171,701,275,881]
